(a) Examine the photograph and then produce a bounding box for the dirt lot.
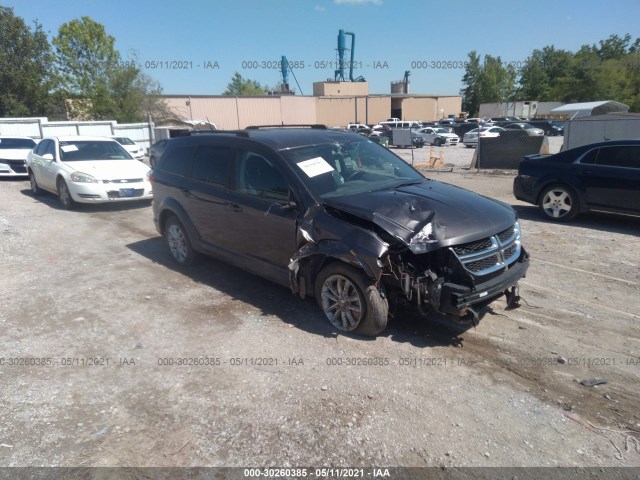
[1,168,639,470]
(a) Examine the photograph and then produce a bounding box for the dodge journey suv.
[151,126,529,336]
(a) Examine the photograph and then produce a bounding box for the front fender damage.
[288,206,389,298]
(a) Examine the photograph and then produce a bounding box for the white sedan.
[0,137,37,177]
[462,127,506,148]
[416,127,459,146]
[112,136,146,160]
[26,136,152,209]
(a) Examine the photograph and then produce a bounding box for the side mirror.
[42,153,54,161]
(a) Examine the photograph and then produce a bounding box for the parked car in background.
[152,126,529,335]
[503,123,545,136]
[416,127,459,146]
[550,120,565,136]
[0,137,37,177]
[347,124,372,136]
[462,127,506,147]
[149,139,170,167]
[513,140,640,221]
[491,116,520,123]
[112,136,145,161]
[26,136,152,209]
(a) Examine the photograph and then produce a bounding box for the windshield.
[281,138,424,199]
[0,138,36,149]
[59,140,133,161]
[434,128,450,134]
[113,137,135,145]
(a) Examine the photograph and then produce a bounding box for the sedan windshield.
[59,141,133,161]
[0,138,36,149]
[281,138,424,199]
[113,137,135,145]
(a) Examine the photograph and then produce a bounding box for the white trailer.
[562,112,640,150]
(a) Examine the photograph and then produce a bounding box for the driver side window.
[236,152,290,202]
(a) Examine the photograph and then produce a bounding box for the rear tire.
[165,216,199,266]
[314,263,388,337]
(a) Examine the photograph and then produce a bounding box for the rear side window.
[596,146,640,169]
[191,145,234,186]
[35,140,49,156]
[579,148,599,165]
[160,144,197,177]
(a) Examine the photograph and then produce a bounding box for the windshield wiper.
[393,179,424,188]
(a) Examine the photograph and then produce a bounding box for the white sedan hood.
[0,149,32,160]
[64,160,150,180]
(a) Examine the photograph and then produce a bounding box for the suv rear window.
[159,145,197,177]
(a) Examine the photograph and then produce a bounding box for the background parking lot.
[0,166,639,468]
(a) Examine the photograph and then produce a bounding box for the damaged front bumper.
[397,247,530,323]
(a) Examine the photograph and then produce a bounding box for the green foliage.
[52,17,173,122]
[223,72,266,96]
[0,6,55,117]
[460,52,515,116]
[516,34,640,111]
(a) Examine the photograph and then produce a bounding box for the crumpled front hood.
[322,179,516,253]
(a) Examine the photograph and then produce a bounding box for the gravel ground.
[0,153,639,471]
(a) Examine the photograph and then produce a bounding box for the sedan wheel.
[29,171,42,196]
[539,184,578,221]
[57,178,75,209]
[315,263,388,336]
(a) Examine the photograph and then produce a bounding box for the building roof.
[551,101,629,119]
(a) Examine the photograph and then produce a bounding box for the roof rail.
[177,130,250,138]
[245,124,327,130]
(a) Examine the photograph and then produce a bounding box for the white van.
[379,120,422,130]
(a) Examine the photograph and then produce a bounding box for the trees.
[0,6,55,117]
[223,72,266,96]
[460,52,515,116]
[52,16,173,122]
[465,34,640,113]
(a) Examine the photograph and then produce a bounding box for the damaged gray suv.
[151,126,529,336]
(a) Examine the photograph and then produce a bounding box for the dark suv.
[152,126,529,336]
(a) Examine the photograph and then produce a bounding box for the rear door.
[580,145,640,213]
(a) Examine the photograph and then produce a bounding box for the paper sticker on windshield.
[297,157,334,178]
[60,144,79,152]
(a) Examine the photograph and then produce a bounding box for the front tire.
[539,184,579,221]
[57,178,75,209]
[434,138,443,146]
[29,171,42,196]
[315,263,388,337]
[165,216,199,266]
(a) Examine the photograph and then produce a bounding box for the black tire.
[538,184,579,221]
[165,215,199,266]
[434,138,443,147]
[29,171,42,196]
[56,178,75,209]
[314,263,388,337]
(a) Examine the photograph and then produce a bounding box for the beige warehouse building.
[162,81,461,130]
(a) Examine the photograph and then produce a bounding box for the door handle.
[180,188,193,198]
[227,204,242,213]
